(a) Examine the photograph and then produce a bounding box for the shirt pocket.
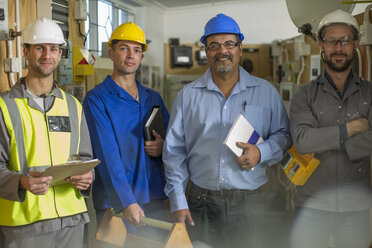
[345,98,370,122]
[241,105,264,137]
[346,160,370,181]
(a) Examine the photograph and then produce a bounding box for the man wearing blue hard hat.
[163,13,291,248]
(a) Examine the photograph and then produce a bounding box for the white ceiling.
[130,0,245,9]
[125,0,371,13]
[150,0,241,8]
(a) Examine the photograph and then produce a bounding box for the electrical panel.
[310,55,321,81]
[280,61,300,82]
[59,41,73,86]
[270,40,282,57]
[74,0,87,21]
[294,35,310,60]
[196,49,207,65]
[360,5,372,45]
[279,81,298,114]
[0,0,8,40]
[171,46,193,68]
[4,58,20,73]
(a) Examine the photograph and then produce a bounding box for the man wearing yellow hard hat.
[83,22,170,238]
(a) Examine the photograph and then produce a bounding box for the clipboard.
[40,159,100,186]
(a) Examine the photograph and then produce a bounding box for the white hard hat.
[317,9,360,41]
[23,17,66,46]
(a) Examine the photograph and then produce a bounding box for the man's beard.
[216,65,232,73]
[30,64,56,77]
[214,54,233,73]
[323,52,353,72]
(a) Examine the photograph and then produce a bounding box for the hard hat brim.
[200,32,244,44]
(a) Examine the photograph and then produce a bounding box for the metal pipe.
[283,48,289,63]
[140,217,173,231]
[356,48,363,77]
[367,45,371,81]
[15,0,22,78]
[297,56,305,85]
[113,209,173,231]
[6,40,16,86]
[342,1,372,3]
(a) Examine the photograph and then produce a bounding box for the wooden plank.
[164,223,193,248]
[96,209,127,247]
[124,234,163,248]
[96,208,193,248]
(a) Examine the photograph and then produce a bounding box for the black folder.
[144,105,165,141]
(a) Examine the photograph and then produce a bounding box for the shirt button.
[338,105,342,110]
[221,177,225,181]
[336,120,340,123]
[223,123,227,127]
[222,160,225,163]
[224,106,227,110]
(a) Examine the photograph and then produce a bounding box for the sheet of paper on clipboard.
[40,159,100,186]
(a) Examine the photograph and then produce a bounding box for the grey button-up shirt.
[290,70,372,212]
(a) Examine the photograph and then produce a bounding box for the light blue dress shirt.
[163,67,291,212]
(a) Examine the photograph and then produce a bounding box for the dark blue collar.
[324,70,353,99]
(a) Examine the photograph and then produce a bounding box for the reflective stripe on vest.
[0,91,87,226]
[66,93,79,157]
[0,94,27,173]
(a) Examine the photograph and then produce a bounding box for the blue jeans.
[290,207,370,248]
[187,182,267,248]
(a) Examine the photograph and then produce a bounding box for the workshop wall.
[164,43,272,79]
[0,0,85,93]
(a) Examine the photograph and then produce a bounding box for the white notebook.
[223,114,264,156]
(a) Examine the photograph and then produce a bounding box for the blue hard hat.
[200,13,244,44]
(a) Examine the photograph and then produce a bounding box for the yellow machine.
[73,46,94,82]
[281,146,320,186]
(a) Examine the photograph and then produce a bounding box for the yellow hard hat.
[108,22,148,52]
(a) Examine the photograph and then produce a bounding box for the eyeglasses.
[322,36,354,47]
[206,41,239,51]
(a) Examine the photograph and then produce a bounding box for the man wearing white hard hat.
[0,18,94,248]
[290,9,372,248]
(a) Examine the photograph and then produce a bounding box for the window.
[85,0,135,55]
[52,0,69,44]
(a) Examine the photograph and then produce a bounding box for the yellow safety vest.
[0,90,87,226]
